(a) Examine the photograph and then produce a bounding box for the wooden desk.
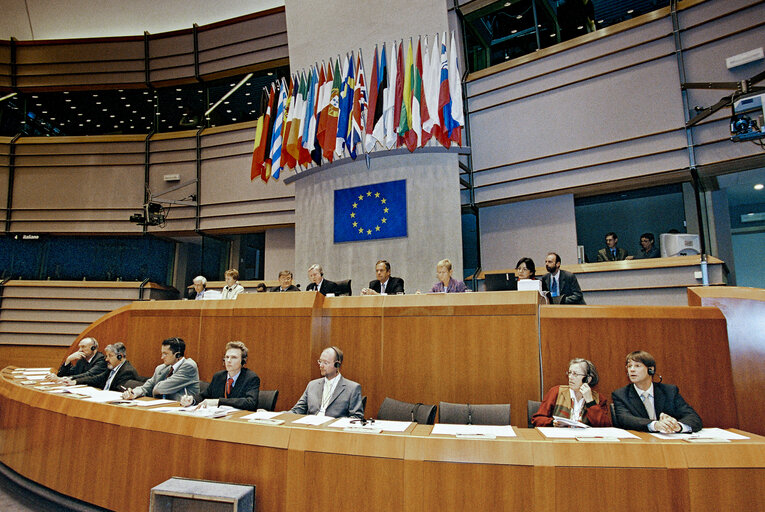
[1,374,764,512]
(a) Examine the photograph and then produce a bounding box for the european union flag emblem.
[334,180,407,243]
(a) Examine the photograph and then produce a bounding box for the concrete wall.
[294,153,462,294]
[265,227,296,283]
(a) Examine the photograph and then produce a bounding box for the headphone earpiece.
[583,374,590,384]
[91,345,96,352]
[116,354,122,361]
[175,352,181,359]
[648,366,655,376]
[334,360,341,368]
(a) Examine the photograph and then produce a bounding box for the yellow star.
[352,221,357,227]
[366,229,372,235]
[381,217,387,223]
[366,191,372,197]
[350,212,355,218]
[381,198,386,204]
[375,192,380,198]
[375,225,380,231]
[358,194,363,201]
[352,202,357,208]
[358,228,364,234]
[383,207,389,213]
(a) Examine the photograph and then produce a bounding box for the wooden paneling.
[539,305,738,429]
[688,287,765,435]
[0,344,67,372]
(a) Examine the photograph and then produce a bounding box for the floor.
[0,468,104,512]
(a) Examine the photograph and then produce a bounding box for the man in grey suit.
[597,232,628,261]
[291,346,364,419]
[122,337,199,401]
[541,252,585,304]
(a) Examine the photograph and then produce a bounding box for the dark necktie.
[611,248,616,259]
[225,377,233,398]
[166,366,174,378]
[551,277,558,297]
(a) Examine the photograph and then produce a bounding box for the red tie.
[166,366,174,378]
[225,377,233,398]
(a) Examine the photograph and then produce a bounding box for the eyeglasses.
[317,359,334,366]
[566,370,586,377]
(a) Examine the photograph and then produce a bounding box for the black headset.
[330,346,342,368]
[91,344,96,352]
[648,366,655,376]
[116,353,123,361]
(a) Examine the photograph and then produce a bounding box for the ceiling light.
[50,117,56,120]
[755,184,764,190]
[140,116,146,119]
[65,99,72,102]
[232,118,237,121]
[627,9,634,14]
[143,91,149,95]
[511,29,518,34]
[70,106,76,109]
[77,113,83,116]
[168,125,173,129]
[176,97,182,101]
[176,88,182,92]
[96,124,101,127]
[550,33,556,37]
[93,94,99,97]
[96,101,102,105]
[32,95,38,99]
[102,108,107,112]
[125,104,131,107]
[118,89,123,92]
[504,1,511,6]
[79,123,83,126]
[516,15,522,19]
[120,97,126,100]
[110,114,115,118]
[119,120,124,124]
[577,25,584,30]
[63,91,69,94]
[42,110,47,114]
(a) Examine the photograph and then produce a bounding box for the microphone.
[658,375,663,383]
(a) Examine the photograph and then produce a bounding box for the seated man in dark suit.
[597,231,628,261]
[269,270,300,292]
[52,337,108,387]
[305,264,338,295]
[290,346,364,419]
[101,342,140,391]
[612,350,702,433]
[541,252,585,304]
[122,337,200,401]
[180,341,260,411]
[361,260,405,295]
[630,232,661,259]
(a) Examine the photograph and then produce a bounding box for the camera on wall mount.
[730,91,765,142]
[129,202,166,226]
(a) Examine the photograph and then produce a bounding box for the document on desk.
[431,424,517,437]
[82,390,126,403]
[552,415,589,428]
[241,410,283,420]
[19,375,47,381]
[291,415,335,426]
[12,368,52,374]
[122,399,176,407]
[649,428,750,441]
[537,427,639,439]
[327,417,412,432]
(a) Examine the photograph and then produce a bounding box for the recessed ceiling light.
[125,104,131,107]
[143,91,149,95]
[65,99,71,102]
[96,124,100,127]
[63,91,69,95]
[550,33,556,37]
[110,114,115,118]
[119,120,124,124]
[102,108,107,112]
[755,184,764,190]
[176,88,182,92]
[118,89,123,92]
[120,97,126,100]
[176,97,182,101]
[627,9,634,14]
[42,110,47,114]
[50,117,56,120]
[511,29,517,34]
[96,101,102,105]
[93,94,99,97]
[77,113,83,116]
[79,123,83,126]
[140,116,146,119]
[232,118,237,121]
[70,106,76,109]
[516,15,522,19]
[32,95,38,98]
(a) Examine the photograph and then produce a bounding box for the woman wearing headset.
[532,358,611,427]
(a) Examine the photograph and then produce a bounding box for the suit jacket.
[368,276,405,295]
[103,360,140,391]
[194,368,260,411]
[306,279,338,296]
[540,270,585,304]
[634,246,661,259]
[268,285,299,292]
[612,382,702,432]
[597,247,628,261]
[57,352,108,387]
[139,358,200,400]
[290,375,364,419]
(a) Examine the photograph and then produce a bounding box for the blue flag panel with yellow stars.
[334,180,407,243]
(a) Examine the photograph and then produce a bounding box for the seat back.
[609,403,618,428]
[335,279,352,296]
[257,390,279,411]
[438,402,511,425]
[377,397,437,424]
[527,400,542,428]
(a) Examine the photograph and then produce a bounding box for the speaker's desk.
[2,372,763,512]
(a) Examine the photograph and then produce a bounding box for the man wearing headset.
[305,264,338,296]
[290,346,364,419]
[612,350,702,433]
[180,341,260,411]
[122,337,199,401]
[101,342,140,391]
[52,337,108,387]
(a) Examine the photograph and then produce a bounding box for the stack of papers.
[537,427,639,439]
[650,428,749,441]
[431,424,517,438]
[241,410,283,420]
[151,405,238,418]
[328,417,413,432]
[291,415,335,426]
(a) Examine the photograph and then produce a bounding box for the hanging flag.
[349,49,367,160]
[365,45,379,152]
[394,40,405,148]
[323,59,342,162]
[311,64,326,165]
[269,78,287,180]
[250,87,270,180]
[420,35,434,147]
[301,65,319,166]
[281,76,297,169]
[371,43,389,151]
[448,31,464,146]
[285,73,307,167]
[436,32,452,149]
[399,39,414,151]
[336,53,354,157]
[384,41,398,149]
[260,84,276,182]
[423,33,441,146]
[316,61,333,162]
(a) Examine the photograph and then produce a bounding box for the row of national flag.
[251,31,465,182]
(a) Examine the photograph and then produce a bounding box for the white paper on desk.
[291,415,335,426]
[82,390,125,403]
[241,410,282,420]
[328,417,412,432]
[650,428,750,441]
[12,368,52,373]
[431,424,517,437]
[537,427,639,439]
[20,375,47,381]
[552,415,589,428]
[125,399,176,407]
